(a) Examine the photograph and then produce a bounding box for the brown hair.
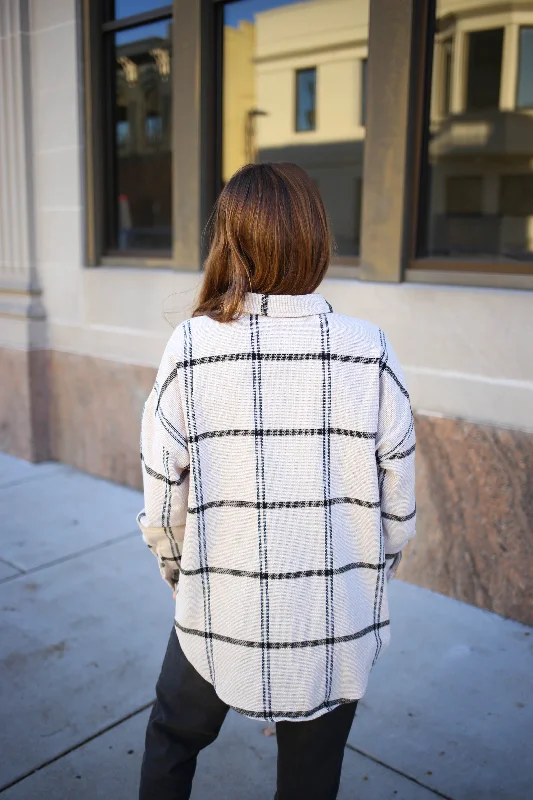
[193,162,332,322]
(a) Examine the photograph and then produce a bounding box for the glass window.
[466,29,503,112]
[517,27,533,108]
[104,15,172,253]
[500,176,533,217]
[295,68,317,132]
[422,3,533,262]
[446,177,483,215]
[221,0,370,258]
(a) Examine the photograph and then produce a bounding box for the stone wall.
[48,351,155,490]
[0,347,49,462]
[402,415,533,625]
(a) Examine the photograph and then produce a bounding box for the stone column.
[0,0,50,461]
[450,29,466,115]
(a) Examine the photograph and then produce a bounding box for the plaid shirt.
[138,292,416,722]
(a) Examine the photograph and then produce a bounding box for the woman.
[137,162,416,799]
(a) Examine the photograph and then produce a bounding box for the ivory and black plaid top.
[137,292,416,722]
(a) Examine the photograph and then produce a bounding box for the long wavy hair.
[193,162,332,322]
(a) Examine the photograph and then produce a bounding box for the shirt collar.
[242,292,333,318]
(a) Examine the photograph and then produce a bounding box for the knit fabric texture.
[137,292,416,722]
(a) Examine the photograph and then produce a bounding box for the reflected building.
[223,20,256,181]
[428,0,533,258]
[224,0,533,259]
[114,24,173,251]
[224,0,368,257]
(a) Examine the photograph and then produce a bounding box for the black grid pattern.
[138,291,416,722]
[184,319,216,688]
[319,312,334,705]
[250,311,272,717]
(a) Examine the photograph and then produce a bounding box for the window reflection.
[222,0,370,258]
[426,1,533,261]
[112,20,172,252]
[295,68,316,132]
[442,40,452,116]
[466,29,503,111]
[113,0,170,20]
[517,27,533,108]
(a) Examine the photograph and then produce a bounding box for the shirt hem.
[230,696,360,723]
[175,624,366,724]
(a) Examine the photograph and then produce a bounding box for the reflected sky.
[116,20,171,47]
[114,0,303,26]
[114,0,170,19]
[225,0,304,27]
[112,0,171,43]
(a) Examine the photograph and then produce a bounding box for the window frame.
[83,0,409,278]
[82,0,533,287]
[408,0,533,279]
[83,0,219,270]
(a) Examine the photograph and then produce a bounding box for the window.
[517,28,533,108]
[107,11,172,253]
[500,176,533,217]
[361,59,367,126]
[86,2,173,259]
[416,1,533,266]
[466,29,503,112]
[221,0,370,259]
[446,177,483,216]
[295,68,317,132]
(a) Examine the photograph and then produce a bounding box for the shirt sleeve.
[137,332,190,590]
[376,330,416,575]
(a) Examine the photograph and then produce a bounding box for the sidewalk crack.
[0,701,155,794]
[0,530,139,586]
[345,743,456,799]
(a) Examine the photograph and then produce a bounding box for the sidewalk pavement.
[0,452,532,800]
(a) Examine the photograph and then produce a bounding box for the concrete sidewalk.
[0,452,531,800]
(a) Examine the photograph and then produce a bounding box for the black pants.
[139,628,357,800]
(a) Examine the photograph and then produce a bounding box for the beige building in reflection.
[225,0,368,255]
[225,0,533,258]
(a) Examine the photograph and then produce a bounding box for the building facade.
[0,0,532,624]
